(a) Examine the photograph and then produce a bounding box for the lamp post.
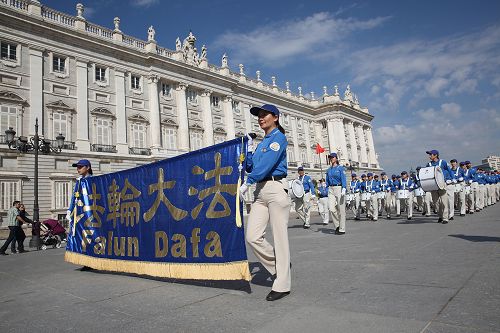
[5,118,64,249]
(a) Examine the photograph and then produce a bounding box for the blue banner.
[65,138,250,281]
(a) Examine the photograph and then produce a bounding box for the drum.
[418,166,446,191]
[464,185,471,195]
[289,179,304,200]
[414,187,425,197]
[377,192,386,199]
[361,192,372,201]
[454,183,463,193]
[346,193,354,202]
[397,189,410,199]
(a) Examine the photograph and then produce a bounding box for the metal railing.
[128,147,151,156]
[0,0,28,11]
[288,162,298,167]
[48,139,75,150]
[302,163,310,168]
[91,144,117,153]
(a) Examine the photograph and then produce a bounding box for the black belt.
[259,175,286,182]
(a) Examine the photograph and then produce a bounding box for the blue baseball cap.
[298,166,304,171]
[250,104,280,117]
[367,172,373,177]
[381,172,386,175]
[426,149,439,155]
[72,159,91,168]
[351,173,357,177]
[459,161,466,166]
[465,160,471,164]
[361,174,366,177]
[328,152,338,159]
[391,174,397,178]
[401,171,408,175]
[450,159,457,163]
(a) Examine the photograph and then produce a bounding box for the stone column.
[67,113,73,142]
[355,123,368,165]
[314,122,324,147]
[346,120,359,163]
[304,120,312,163]
[291,116,300,164]
[200,89,214,147]
[76,59,90,151]
[326,118,336,154]
[29,47,43,136]
[175,82,189,152]
[244,103,252,133]
[332,116,348,163]
[148,75,162,153]
[365,126,378,167]
[115,70,128,154]
[222,96,235,139]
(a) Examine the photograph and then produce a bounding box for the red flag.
[315,143,325,154]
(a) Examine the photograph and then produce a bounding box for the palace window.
[211,95,220,108]
[52,112,67,139]
[214,134,226,145]
[287,147,295,162]
[0,180,20,211]
[54,180,72,209]
[0,41,17,61]
[161,83,171,97]
[95,66,106,82]
[232,100,240,114]
[52,55,66,73]
[190,130,203,150]
[131,75,141,90]
[300,148,307,163]
[130,122,146,148]
[161,126,177,150]
[187,89,198,104]
[283,114,290,126]
[0,104,18,133]
[96,118,112,145]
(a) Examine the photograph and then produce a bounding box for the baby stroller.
[40,219,67,250]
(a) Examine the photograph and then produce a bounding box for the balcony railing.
[48,139,75,150]
[302,163,310,168]
[314,163,321,169]
[129,147,151,156]
[288,161,298,167]
[91,144,117,153]
[0,134,6,144]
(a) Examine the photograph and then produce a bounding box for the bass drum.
[419,166,446,192]
[289,179,304,200]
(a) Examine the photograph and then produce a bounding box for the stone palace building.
[0,1,381,226]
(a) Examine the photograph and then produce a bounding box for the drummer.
[325,153,347,234]
[316,179,330,225]
[462,161,475,214]
[413,167,424,214]
[449,159,465,218]
[295,166,314,229]
[426,149,452,224]
[349,173,361,220]
[396,171,415,220]
[361,173,380,221]
[465,161,480,212]
[379,172,393,219]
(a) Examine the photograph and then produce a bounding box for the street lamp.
[4,118,64,249]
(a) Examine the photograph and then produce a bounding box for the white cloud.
[441,102,461,117]
[213,12,390,67]
[131,0,159,7]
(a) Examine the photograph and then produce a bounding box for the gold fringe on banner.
[65,251,251,281]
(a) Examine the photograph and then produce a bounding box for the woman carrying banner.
[69,159,93,271]
[239,104,291,301]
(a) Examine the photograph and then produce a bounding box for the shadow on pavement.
[79,266,252,293]
[249,261,273,287]
[396,216,439,224]
[448,234,500,242]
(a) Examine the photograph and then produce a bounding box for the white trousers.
[318,196,330,224]
[431,189,449,222]
[397,193,413,218]
[328,186,346,232]
[294,192,311,225]
[246,179,291,292]
[446,184,455,219]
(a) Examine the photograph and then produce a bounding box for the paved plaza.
[1,205,499,333]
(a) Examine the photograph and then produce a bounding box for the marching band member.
[316,179,330,225]
[476,168,486,210]
[455,162,467,216]
[486,171,495,206]
[466,161,480,212]
[462,161,475,214]
[349,173,362,220]
[379,172,393,219]
[325,153,347,234]
[360,174,368,215]
[240,103,291,301]
[447,159,461,220]
[413,167,425,214]
[374,174,382,216]
[361,173,380,221]
[390,174,398,213]
[295,166,315,229]
[426,150,452,224]
[396,171,414,220]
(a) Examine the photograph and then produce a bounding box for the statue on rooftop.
[147,26,155,42]
[222,53,228,68]
[201,45,207,60]
[175,37,181,51]
[344,84,353,101]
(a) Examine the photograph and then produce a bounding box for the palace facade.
[0,1,381,226]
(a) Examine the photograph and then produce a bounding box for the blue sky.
[44,0,500,173]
